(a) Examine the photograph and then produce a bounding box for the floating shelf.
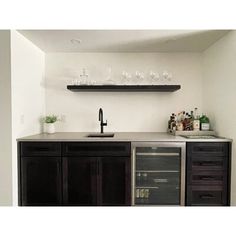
[67,85,181,92]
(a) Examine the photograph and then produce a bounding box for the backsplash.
[45,52,203,132]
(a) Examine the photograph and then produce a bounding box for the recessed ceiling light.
[70,39,82,44]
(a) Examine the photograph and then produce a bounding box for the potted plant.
[43,115,59,134]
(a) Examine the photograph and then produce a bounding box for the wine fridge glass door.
[132,142,186,206]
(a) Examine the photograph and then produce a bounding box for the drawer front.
[190,155,226,171]
[63,142,131,157]
[21,142,61,157]
[191,190,223,205]
[187,185,226,206]
[186,185,229,206]
[187,142,228,157]
[188,170,225,186]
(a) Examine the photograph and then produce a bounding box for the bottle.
[176,112,184,131]
[168,116,173,130]
[200,114,210,130]
[181,111,186,122]
[170,114,176,131]
[144,189,150,199]
[168,113,176,131]
[142,172,148,181]
[136,172,141,185]
[183,113,191,130]
[190,111,194,130]
[193,108,200,131]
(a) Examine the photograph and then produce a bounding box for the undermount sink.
[86,133,115,138]
[181,135,219,139]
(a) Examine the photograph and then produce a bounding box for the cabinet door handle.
[200,194,216,199]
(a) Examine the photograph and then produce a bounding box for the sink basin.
[181,135,219,139]
[86,133,115,138]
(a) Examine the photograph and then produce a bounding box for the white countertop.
[17,132,232,142]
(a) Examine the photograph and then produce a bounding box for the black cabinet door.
[63,157,97,205]
[21,156,62,206]
[100,157,131,206]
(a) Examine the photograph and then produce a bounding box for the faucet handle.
[104,120,108,126]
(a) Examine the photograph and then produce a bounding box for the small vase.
[45,123,55,134]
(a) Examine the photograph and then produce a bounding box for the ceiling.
[18,30,230,53]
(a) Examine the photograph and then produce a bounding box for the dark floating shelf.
[67,85,181,92]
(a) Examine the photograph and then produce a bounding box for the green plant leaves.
[44,115,58,123]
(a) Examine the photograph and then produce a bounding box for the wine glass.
[122,71,132,85]
[135,71,144,85]
[149,71,160,85]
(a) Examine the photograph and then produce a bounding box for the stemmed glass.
[105,67,115,85]
[122,71,132,85]
[162,71,172,84]
[149,71,160,85]
[135,71,144,85]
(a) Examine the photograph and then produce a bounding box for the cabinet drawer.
[188,170,224,185]
[187,142,227,156]
[191,190,223,206]
[63,142,131,157]
[187,186,225,206]
[189,155,226,171]
[21,142,61,157]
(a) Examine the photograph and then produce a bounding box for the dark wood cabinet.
[19,142,62,206]
[18,141,131,206]
[62,142,131,206]
[100,156,131,205]
[186,142,231,206]
[63,156,97,205]
[18,140,231,206]
[20,156,62,206]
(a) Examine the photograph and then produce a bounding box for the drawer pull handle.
[30,147,50,152]
[200,162,218,166]
[200,194,216,199]
[195,147,222,152]
[200,176,216,180]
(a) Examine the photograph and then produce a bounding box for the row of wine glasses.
[70,68,173,85]
[122,70,173,85]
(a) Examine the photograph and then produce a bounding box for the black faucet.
[99,108,107,133]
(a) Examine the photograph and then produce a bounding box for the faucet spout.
[98,108,107,133]
[99,108,103,122]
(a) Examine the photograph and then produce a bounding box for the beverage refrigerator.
[131,142,186,206]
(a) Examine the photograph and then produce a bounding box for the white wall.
[203,31,236,205]
[0,30,12,205]
[11,30,45,205]
[45,53,203,132]
[3,31,235,206]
